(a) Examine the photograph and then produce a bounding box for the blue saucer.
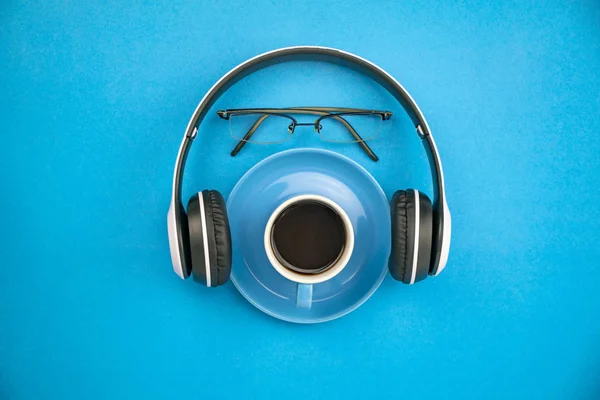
[227,148,391,323]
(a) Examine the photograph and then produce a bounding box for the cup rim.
[264,194,354,284]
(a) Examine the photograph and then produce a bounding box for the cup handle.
[296,283,313,309]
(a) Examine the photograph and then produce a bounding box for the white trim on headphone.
[167,202,184,279]
[426,133,451,275]
[409,190,420,284]
[433,200,451,276]
[198,193,212,287]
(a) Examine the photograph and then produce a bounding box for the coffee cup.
[264,194,354,309]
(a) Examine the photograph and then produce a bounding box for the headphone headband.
[167,46,451,280]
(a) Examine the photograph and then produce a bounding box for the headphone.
[167,46,451,287]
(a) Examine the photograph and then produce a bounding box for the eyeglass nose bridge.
[287,121,323,134]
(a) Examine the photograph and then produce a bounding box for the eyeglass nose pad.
[287,124,295,134]
[314,123,323,133]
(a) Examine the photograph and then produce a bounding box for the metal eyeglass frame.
[217,107,393,162]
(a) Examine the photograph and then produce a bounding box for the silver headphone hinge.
[187,126,198,140]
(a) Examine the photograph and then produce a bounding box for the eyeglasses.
[216,107,393,161]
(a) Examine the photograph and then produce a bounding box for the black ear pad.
[186,190,232,287]
[389,189,433,284]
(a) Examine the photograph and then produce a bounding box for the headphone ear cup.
[389,189,433,284]
[187,190,232,287]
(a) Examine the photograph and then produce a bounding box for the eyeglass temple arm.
[230,109,378,161]
[230,114,270,156]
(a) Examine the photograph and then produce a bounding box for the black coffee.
[271,200,346,275]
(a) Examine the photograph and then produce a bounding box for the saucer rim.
[227,147,390,324]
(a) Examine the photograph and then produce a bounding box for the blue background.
[1,1,599,398]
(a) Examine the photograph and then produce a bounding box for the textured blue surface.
[1,1,599,399]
